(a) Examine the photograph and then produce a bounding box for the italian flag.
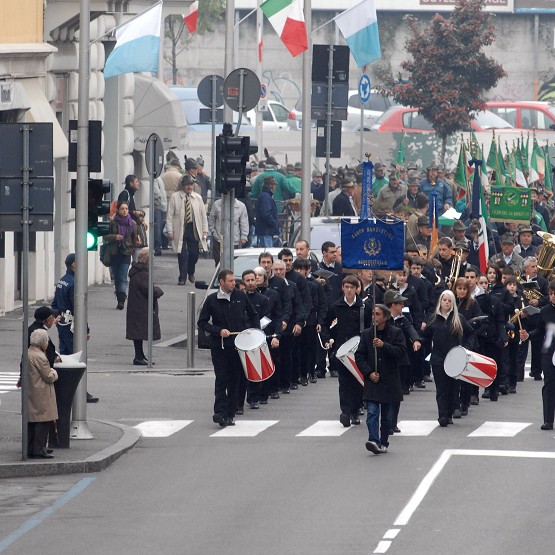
[261,0,308,57]
[183,1,198,33]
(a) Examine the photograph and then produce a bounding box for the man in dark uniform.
[197,269,260,426]
[51,253,98,403]
[332,178,358,217]
[327,275,372,427]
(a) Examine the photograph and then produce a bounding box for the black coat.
[332,192,356,217]
[326,296,373,346]
[391,314,420,366]
[126,262,164,341]
[355,322,405,403]
[421,311,475,365]
[268,274,292,324]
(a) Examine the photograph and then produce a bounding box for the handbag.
[99,241,111,267]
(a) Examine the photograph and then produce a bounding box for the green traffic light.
[87,231,98,251]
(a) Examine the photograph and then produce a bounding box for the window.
[403,111,434,130]
[270,103,290,122]
[489,107,517,126]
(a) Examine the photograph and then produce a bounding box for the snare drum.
[235,328,275,382]
[335,336,364,387]
[444,346,497,388]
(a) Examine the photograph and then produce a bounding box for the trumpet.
[522,287,543,302]
[447,248,463,287]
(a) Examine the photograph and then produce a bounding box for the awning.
[19,78,68,159]
[133,74,186,152]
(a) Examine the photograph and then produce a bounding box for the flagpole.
[256,2,264,157]
[90,0,164,44]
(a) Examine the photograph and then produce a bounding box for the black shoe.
[29,452,54,459]
[225,418,235,426]
[351,416,361,425]
[453,409,461,419]
[178,279,186,286]
[402,387,410,395]
[414,381,426,389]
[339,413,351,428]
[460,406,469,416]
[290,383,298,390]
[154,250,162,256]
[534,375,543,381]
[86,392,99,403]
[270,392,280,399]
[300,377,308,386]
[470,395,479,406]
[309,376,317,383]
[259,399,268,405]
[249,401,259,409]
[188,274,196,284]
[448,417,454,425]
[213,413,226,426]
[423,375,433,382]
[508,386,517,394]
[438,417,449,427]
[358,407,365,416]
[490,394,498,402]
[281,388,290,394]
[316,372,326,379]
[329,370,338,378]
[133,358,148,366]
[541,422,554,430]
[392,426,401,433]
[46,448,54,454]
[499,384,509,395]
[235,408,244,416]
[482,390,490,399]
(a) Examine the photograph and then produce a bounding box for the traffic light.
[87,179,111,250]
[216,125,258,197]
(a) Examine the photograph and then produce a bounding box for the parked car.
[371,106,514,132]
[169,86,255,132]
[246,100,296,131]
[290,89,392,132]
[486,101,555,131]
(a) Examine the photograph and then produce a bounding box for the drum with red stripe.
[335,336,364,387]
[235,328,275,382]
[444,346,497,388]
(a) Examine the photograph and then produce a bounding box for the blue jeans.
[257,235,273,248]
[366,401,394,448]
[112,262,130,294]
[154,208,165,251]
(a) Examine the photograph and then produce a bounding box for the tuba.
[536,231,555,280]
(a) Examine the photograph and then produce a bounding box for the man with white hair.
[208,197,248,265]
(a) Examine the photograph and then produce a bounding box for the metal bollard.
[186,291,196,368]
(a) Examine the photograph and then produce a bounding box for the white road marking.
[296,420,353,437]
[383,529,400,540]
[211,420,278,437]
[134,420,193,437]
[0,372,19,394]
[373,540,392,553]
[396,420,439,436]
[468,421,532,437]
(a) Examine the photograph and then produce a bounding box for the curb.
[0,420,141,479]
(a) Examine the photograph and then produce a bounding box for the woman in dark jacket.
[355,304,406,454]
[422,289,475,427]
[103,201,140,310]
[126,248,164,365]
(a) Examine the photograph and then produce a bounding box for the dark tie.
[185,194,192,224]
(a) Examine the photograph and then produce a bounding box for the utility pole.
[301,0,312,242]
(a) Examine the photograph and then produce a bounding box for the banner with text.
[341,218,405,270]
[489,186,531,224]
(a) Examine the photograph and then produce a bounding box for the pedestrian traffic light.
[87,179,111,251]
[216,125,258,197]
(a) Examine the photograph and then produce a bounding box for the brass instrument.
[536,231,555,280]
[447,248,463,287]
[522,287,543,302]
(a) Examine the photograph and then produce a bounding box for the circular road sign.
[197,75,224,109]
[359,74,371,104]
[260,83,267,99]
[223,68,261,113]
[145,133,164,178]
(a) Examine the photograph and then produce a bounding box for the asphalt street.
[1,251,555,554]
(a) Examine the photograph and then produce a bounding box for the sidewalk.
[0,251,215,478]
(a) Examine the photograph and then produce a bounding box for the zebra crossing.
[0,372,19,395]
[134,419,535,439]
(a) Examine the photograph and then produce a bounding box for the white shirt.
[344,296,356,307]
[217,288,232,302]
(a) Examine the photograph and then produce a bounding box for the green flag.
[544,144,553,198]
[396,134,405,165]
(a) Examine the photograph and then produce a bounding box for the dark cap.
[427,163,439,171]
[417,215,430,227]
[170,159,181,168]
[266,156,278,167]
[196,157,205,167]
[518,225,533,234]
[384,290,407,305]
[312,169,322,178]
[185,157,198,171]
[453,220,466,231]
[313,268,334,280]
[286,163,295,173]
[65,253,75,266]
[341,178,355,189]
[294,162,302,171]
[374,162,385,170]
[34,306,56,321]
[501,233,515,245]
[455,241,469,252]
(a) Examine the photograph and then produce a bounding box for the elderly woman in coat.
[166,173,208,286]
[126,248,164,365]
[28,328,58,459]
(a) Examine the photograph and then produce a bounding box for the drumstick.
[515,310,524,345]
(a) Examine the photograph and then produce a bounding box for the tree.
[165,1,226,85]
[385,0,506,163]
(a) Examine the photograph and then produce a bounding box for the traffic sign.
[359,74,371,103]
[260,84,267,99]
[197,75,224,109]
[223,68,261,113]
